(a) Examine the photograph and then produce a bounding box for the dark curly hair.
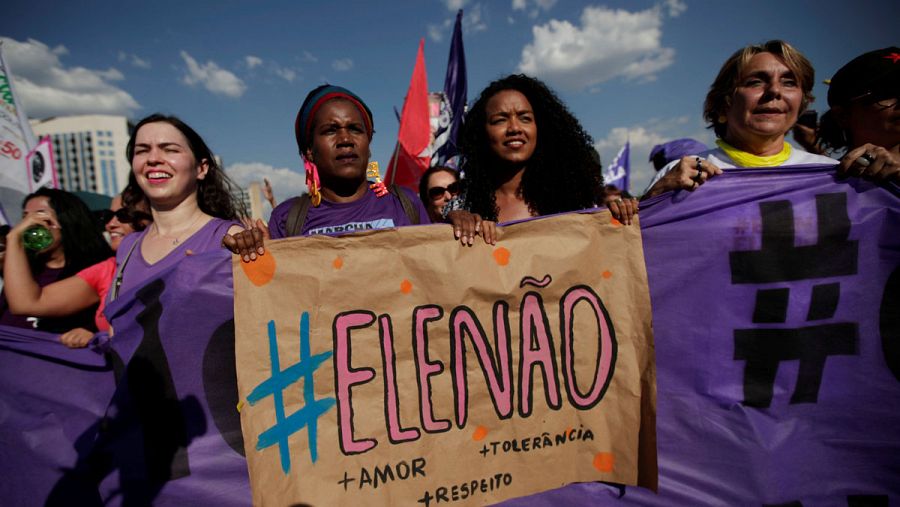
[459,74,602,221]
[123,114,245,220]
[23,188,113,277]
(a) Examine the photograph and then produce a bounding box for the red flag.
[386,39,430,190]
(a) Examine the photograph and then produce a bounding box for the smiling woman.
[113,114,246,296]
[644,40,837,197]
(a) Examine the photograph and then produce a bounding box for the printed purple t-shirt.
[268,187,430,238]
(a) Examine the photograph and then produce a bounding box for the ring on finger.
[696,157,704,173]
[692,170,703,183]
[857,152,875,167]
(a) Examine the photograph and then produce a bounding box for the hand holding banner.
[234,211,658,505]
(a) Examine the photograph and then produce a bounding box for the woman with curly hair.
[447,74,636,244]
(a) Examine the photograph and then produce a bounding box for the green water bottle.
[23,225,53,251]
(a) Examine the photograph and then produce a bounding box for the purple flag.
[603,142,630,192]
[433,9,467,167]
[39,248,251,506]
[504,165,900,505]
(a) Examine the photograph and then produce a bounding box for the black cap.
[827,47,900,107]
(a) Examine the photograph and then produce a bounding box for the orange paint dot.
[493,247,510,266]
[593,452,615,472]
[240,251,276,287]
[472,425,489,441]
[332,257,344,270]
[400,279,413,294]
[610,217,622,227]
[602,270,612,279]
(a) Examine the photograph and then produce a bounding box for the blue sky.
[2,0,897,206]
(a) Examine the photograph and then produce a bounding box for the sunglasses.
[99,208,152,227]
[427,181,460,201]
[851,91,899,110]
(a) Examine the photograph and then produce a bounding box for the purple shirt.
[110,218,236,300]
[268,187,430,239]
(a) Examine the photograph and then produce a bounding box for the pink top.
[76,257,116,332]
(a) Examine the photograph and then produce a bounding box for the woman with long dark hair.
[3,192,150,347]
[447,74,637,244]
[1,188,112,333]
[113,113,245,296]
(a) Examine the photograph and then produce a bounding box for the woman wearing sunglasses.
[818,47,900,181]
[2,193,150,348]
[418,166,460,223]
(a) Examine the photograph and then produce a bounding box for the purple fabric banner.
[3,248,252,506]
[3,165,897,505]
[505,165,900,505]
[0,326,115,506]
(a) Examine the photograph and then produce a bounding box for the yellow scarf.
[716,139,792,167]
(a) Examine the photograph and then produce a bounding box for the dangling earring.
[367,161,388,197]
[304,157,322,207]
[717,115,727,123]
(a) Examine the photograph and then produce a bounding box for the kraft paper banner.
[234,210,657,506]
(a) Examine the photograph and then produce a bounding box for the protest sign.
[234,210,658,505]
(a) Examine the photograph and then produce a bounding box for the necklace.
[151,213,204,246]
[716,139,792,167]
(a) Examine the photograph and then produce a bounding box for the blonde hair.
[703,40,815,138]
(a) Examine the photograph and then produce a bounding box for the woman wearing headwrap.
[818,47,900,181]
[225,84,429,261]
[644,40,836,197]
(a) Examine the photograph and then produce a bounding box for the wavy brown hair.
[123,114,245,220]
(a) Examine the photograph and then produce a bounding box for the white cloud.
[465,4,488,33]
[301,51,318,63]
[518,5,676,91]
[180,51,247,98]
[226,162,307,211]
[513,0,557,18]
[428,18,454,42]
[331,58,354,72]
[664,0,687,17]
[0,37,140,118]
[117,51,151,69]
[245,55,263,69]
[273,66,297,82]
[443,0,468,9]
[593,116,713,193]
[430,3,487,42]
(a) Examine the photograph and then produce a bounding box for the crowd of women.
[1,40,897,348]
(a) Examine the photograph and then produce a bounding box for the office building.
[30,115,132,196]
